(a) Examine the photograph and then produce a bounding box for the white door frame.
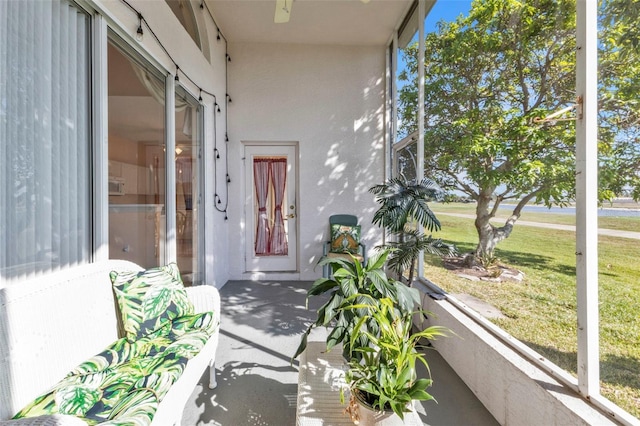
[243,142,298,272]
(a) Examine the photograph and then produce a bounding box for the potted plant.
[294,249,448,424]
[342,296,447,424]
[369,177,457,284]
[293,250,419,361]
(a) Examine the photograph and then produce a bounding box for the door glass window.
[0,0,91,283]
[253,157,289,257]
[107,41,166,269]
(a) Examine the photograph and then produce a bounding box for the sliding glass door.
[175,88,203,285]
[107,39,166,269]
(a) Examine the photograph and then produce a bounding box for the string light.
[118,0,231,218]
[136,13,144,41]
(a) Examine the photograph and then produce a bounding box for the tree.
[398,0,640,259]
[598,0,640,200]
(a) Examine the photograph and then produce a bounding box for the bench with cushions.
[0,260,220,426]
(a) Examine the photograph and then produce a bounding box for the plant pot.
[349,390,415,426]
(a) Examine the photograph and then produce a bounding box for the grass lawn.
[424,208,640,418]
[431,201,640,232]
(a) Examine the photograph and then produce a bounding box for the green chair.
[322,214,367,277]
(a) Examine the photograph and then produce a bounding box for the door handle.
[285,213,296,219]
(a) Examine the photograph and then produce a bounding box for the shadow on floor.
[182,280,499,425]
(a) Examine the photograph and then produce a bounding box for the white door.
[244,144,297,272]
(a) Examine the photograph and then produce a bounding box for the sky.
[396,0,473,140]
[425,0,472,33]
[399,0,472,71]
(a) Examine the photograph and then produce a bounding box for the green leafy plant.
[343,296,447,419]
[369,177,457,284]
[294,249,448,420]
[293,250,419,361]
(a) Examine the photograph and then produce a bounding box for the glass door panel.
[175,88,203,285]
[107,40,166,268]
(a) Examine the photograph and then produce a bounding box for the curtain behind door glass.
[0,0,91,283]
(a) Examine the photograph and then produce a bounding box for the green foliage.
[293,250,420,361]
[344,296,447,419]
[369,177,457,283]
[295,249,448,419]
[370,177,442,233]
[598,0,640,201]
[398,0,640,256]
[385,229,457,276]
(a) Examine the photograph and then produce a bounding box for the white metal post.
[416,0,426,280]
[390,33,398,180]
[575,0,599,397]
[166,76,177,264]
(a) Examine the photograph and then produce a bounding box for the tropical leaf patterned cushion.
[330,224,361,254]
[13,312,217,425]
[110,263,194,342]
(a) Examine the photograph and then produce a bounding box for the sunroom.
[1,0,638,425]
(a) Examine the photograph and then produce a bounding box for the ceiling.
[207,0,414,46]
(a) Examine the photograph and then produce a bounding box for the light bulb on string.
[136,13,144,41]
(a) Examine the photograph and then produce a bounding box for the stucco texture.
[227,42,387,280]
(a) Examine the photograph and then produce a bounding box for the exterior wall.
[417,286,616,426]
[94,0,230,286]
[226,42,387,280]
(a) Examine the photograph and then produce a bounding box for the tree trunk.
[474,189,540,259]
[475,218,514,260]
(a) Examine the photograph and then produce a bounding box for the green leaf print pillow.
[110,263,194,342]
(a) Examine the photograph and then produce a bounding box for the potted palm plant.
[369,177,457,284]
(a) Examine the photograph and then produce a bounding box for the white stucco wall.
[226,42,387,280]
[96,0,230,286]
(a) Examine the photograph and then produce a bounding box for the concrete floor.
[182,280,499,426]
